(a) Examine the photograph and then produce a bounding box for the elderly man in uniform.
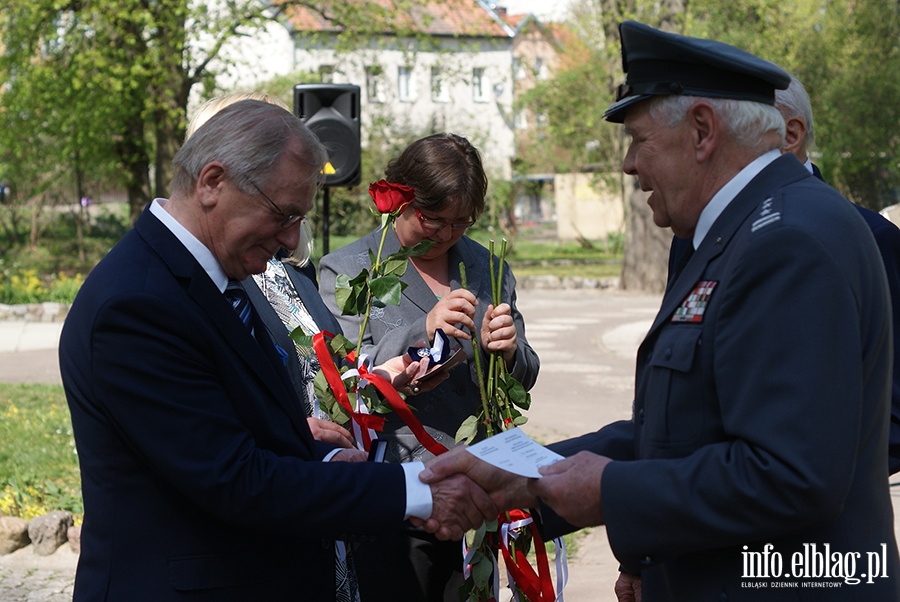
[421,21,899,601]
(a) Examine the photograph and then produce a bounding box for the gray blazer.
[319,228,540,462]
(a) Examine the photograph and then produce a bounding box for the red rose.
[368,180,416,214]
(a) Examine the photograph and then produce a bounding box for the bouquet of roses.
[456,240,566,602]
[293,181,442,453]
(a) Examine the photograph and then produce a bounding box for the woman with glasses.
[319,132,540,602]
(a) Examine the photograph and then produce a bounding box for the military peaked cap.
[604,21,791,123]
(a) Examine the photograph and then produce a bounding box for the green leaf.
[370,274,404,306]
[503,376,531,410]
[381,257,409,278]
[289,325,313,347]
[335,270,371,315]
[455,415,479,444]
[469,521,488,548]
[471,552,494,588]
[334,273,358,315]
[328,334,357,356]
[391,240,435,261]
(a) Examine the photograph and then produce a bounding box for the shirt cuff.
[401,461,433,520]
[322,448,341,462]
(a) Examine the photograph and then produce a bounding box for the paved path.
[3,287,900,600]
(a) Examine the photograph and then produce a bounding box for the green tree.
[690,0,899,209]
[517,0,687,293]
[0,0,431,226]
[517,0,898,293]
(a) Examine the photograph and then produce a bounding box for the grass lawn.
[316,228,623,281]
[0,383,82,520]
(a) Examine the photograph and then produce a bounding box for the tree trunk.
[615,1,685,294]
[619,178,670,294]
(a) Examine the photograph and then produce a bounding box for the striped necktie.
[225,280,254,333]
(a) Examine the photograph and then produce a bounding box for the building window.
[431,67,449,103]
[472,67,488,103]
[534,57,547,80]
[366,66,384,103]
[515,110,529,130]
[319,65,335,83]
[513,58,527,80]
[398,66,415,102]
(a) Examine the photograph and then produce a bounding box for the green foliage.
[0,267,85,305]
[0,201,129,304]
[688,0,898,208]
[0,384,82,521]
[332,238,433,315]
[518,54,617,173]
[521,0,898,208]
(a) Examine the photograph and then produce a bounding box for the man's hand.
[480,303,517,365]
[528,451,611,527]
[419,446,537,514]
[306,417,354,448]
[426,288,478,342]
[328,448,367,463]
[425,473,498,541]
[615,572,642,602]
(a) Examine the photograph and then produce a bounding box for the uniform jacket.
[547,155,899,600]
[669,163,900,474]
[60,208,408,601]
[318,228,540,462]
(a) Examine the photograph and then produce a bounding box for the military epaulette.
[750,196,782,233]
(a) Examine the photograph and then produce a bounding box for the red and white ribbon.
[500,510,567,602]
[312,331,448,456]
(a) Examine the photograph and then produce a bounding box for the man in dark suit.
[422,21,900,600]
[59,99,496,601]
[776,75,900,474]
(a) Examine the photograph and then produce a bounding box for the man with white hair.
[422,22,900,601]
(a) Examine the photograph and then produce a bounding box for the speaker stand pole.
[322,186,331,256]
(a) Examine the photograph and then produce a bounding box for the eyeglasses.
[248,180,306,229]
[413,207,475,232]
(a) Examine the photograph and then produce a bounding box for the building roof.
[285,0,514,38]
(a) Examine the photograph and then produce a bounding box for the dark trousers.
[354,524,464,602]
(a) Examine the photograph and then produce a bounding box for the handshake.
[412,445,613,540]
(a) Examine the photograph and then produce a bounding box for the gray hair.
[171,99,327,196]
[775,75,815,150]
[185,93,291,140]
[649,95,786,154]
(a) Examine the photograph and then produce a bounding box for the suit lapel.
[135,212,315,451]
[287,263,342,334]
[645,154,811,342]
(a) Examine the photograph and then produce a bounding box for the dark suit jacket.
[60,208,409,601]
[547,155,900,600]
[318,229,540,462]
[851,203,900,472]
[669,162,900,474]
